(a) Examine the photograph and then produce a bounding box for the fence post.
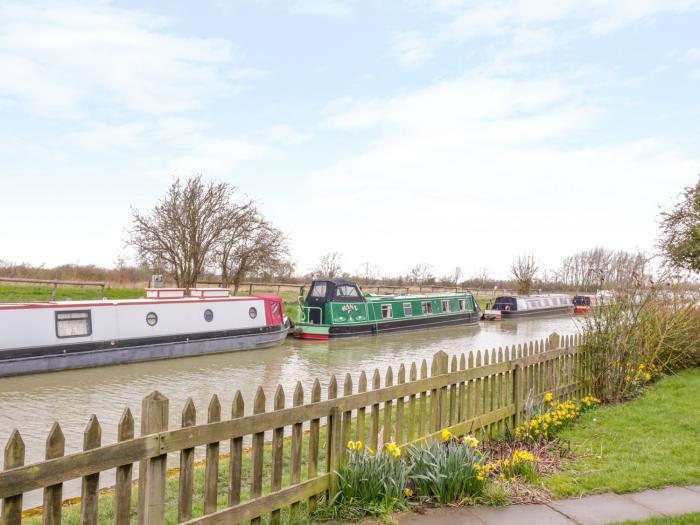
[2,430,24,525]
[328,406,343,499]
[432,351,449,431]
[51,282,57,301]
[513,363,523,428]
[138,391,169,525]
[548,332,560,350]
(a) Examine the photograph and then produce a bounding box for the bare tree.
[510,253,538,295]
[127,176,237,288]
[216,212,290,294]
[446,266,462,286]
[470,267,491,290]
[659,178,700,273]
[314,252,343,279]
[408,263,433,286]
[356,261,380,283]
[555,247,648,291]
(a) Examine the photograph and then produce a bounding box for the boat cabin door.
[305,281,329,323]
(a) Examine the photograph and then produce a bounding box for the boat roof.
[0,295,264,310]
[365,292,470,301]
[497,294,571,299]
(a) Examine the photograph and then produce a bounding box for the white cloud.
[391,31,434,67]
[0,1,242,117]
[289,0,354,19]
[144,137,269,181]
[265,124,311,145]
[401,0,700,65]
[303,71,698,277]
[679,48,700,62]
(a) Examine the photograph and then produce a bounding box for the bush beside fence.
[0,332,588,525]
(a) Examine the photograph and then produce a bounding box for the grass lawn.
[545,368,700,498]
[0,284,144,302]
[614,512,700,524]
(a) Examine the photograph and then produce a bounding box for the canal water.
[0,315,579,508]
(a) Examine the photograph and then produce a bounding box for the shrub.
[406,435,488,504]
[581,282,700,403]
[333,441,410,515]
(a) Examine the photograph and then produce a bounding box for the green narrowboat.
[293,279,480,339]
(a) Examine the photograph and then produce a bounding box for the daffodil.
[404,487,413,497]
[346,441,356,450]
[441,429,452,442]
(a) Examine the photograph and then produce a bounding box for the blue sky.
[1,0,699,279]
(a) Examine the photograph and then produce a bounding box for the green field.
[545,368,700,497]
[0,284,144,302]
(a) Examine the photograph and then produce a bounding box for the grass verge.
[545,368,700,498]
[613,512,700,524]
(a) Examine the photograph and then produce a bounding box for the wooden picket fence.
[0,332,589,525]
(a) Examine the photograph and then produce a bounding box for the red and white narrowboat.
[0,288,288,378]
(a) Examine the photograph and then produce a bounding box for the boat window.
[442,300,450,313]
[336,285,360,298]
[310,283,327,298]
[204,309,214,322]
[459,299,466,311]
[403,303,412,316]
[56,310,92,338]
[146,312,158,326]
[381,304,393,319]
[422,301,433,314]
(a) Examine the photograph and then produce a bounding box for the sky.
[1,0,699,280]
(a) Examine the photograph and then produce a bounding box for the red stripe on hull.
[295,333,329,340]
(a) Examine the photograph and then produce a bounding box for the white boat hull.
[0,325,288,377]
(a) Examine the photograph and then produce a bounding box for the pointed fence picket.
[0,332,588,525]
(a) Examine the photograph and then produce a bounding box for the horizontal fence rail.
[0,333,588,525]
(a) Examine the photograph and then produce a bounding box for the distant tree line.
[2,175,697,293]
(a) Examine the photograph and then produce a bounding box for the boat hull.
[0,325,288,378]
[499,305,575,318]
[294,312,479,339]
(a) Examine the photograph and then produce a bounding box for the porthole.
[146,312,158,326]
[249,307,257,319]
[204,309,214,322]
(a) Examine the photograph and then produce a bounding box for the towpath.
[397,485,700,525]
